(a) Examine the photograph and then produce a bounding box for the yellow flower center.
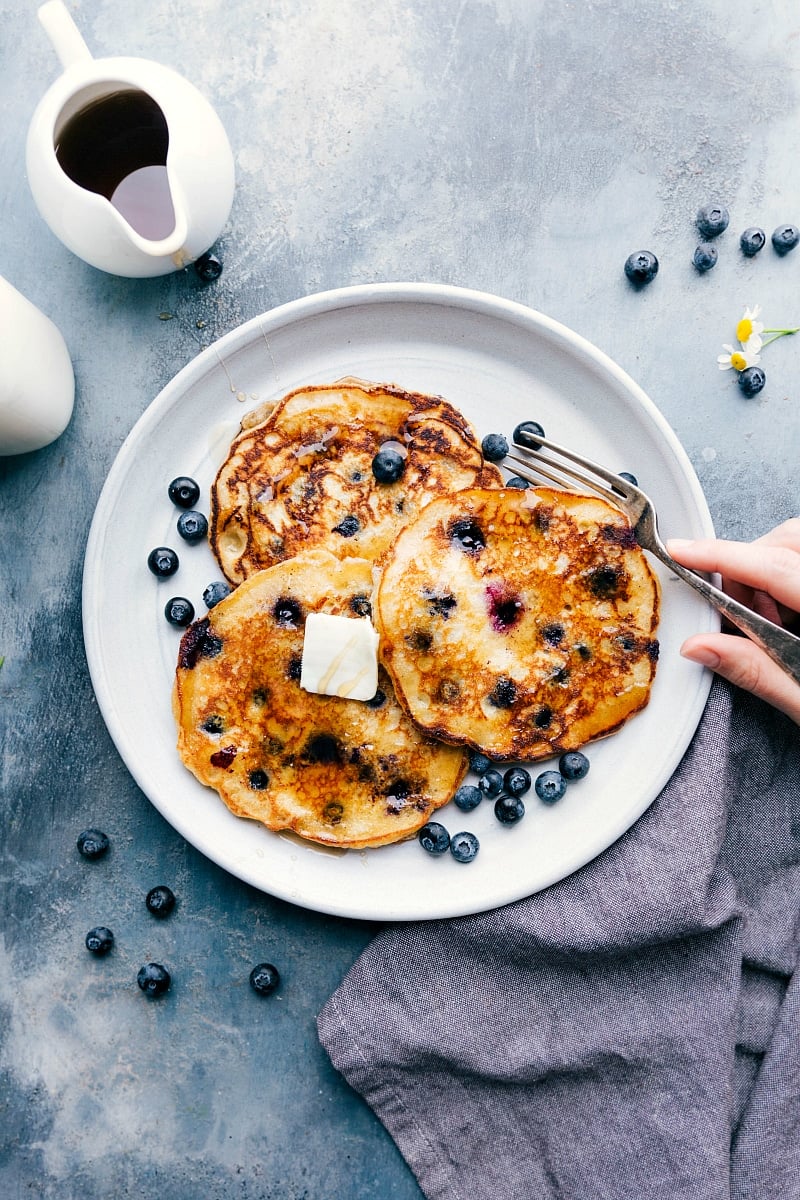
[730,352,747,371]
[736,318,753,342]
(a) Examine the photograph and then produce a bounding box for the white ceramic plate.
[83,283,716,921]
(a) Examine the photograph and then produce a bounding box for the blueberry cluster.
[418,749,591,863]
[77,828,279,998]
[624,203,799,284]
[149,475,228,628]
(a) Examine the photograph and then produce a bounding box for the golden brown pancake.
[375,486,660,761]
[173,549,467,848]
[210,378,502,585]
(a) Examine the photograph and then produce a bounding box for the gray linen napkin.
[318,679,800,1200]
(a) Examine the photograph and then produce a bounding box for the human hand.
[666,519,800,724]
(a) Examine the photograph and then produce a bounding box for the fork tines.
[505,432,636,509]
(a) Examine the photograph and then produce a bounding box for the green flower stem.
[761,326,800,348]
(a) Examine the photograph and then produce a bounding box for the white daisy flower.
[717,343,761,372]
[735,305,764,353]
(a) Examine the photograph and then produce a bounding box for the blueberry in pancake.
[375,486,660,761]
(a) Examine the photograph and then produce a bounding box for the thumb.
[681,633,800,725]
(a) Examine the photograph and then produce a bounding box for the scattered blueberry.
[168,476,200,509]
[559,750,590,781]
[371,446,406,484]
[76,829,110,860]
[623,251,659,285]
[453,783,482,812]
[249,962,281,996]
[512,420,545,448]
[494,794,525,825]
[147,546,179,577]
[203,580,231,609]
[534,770,567,804]
[738,366,766,397]
[505,476,531,489]
[194,251,223,282]
[450,831,480,863]
[418,822,451,855]
[695,205,729,238]
[145,885,176,918]
[85,926,114,955]
[469,749,492,776]
[771,224,800,255]
[176,510,208,543]
[692,243,718,273]
[740,227,766,257]
[137,962,171,998]
[164,596,195,627]
[503,766,532,796]
[478,769,504,798]
[617,471,639,487]
[481,433,509,462]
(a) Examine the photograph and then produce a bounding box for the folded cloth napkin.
[318,678,800,1200]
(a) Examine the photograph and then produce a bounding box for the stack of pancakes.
[173,378,660,848]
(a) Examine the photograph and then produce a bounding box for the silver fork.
[507,427,800,686]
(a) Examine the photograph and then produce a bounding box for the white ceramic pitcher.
[0,275,74,456]
[26,1,235,277]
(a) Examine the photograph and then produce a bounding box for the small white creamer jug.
[26,1,235,277]
[0,275,75,456]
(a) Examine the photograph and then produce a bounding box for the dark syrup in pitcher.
[55,89,176,239]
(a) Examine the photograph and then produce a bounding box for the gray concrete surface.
[2,0,799,1196]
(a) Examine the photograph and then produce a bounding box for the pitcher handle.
[38,0,93,70]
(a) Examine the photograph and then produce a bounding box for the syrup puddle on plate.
[277,830,349,857]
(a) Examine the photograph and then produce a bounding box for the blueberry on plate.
[203,580,231,609]
[168,476,200,509]
[164,596,195,627]
[194,251,223,282]
[693,243,718,273]
[623,251,659,285]
[146,885,176,918]
[512,420,545,448]
[468,749,492,776]
[481,433,509,462]
[696,204,729,238]
[771,224,800,255]
[503,766,532,796]
[494,793,525,825]
[249,962,281,995]
[505,476,530,490]
[76,828,110,860]
[453,783,482,811]
[740,227,766,257]
[137,962,171,997]
[534,770,567,804]
[418,822,451,855]
[176,510,208,543]
[147,546,179,577]
[85,926,114,955]
[559,750,590,780]
[450,831,480,863]
[477,768,504,798]
[617,471,639,487]
[738,366,766,397]
[371,446,406,484]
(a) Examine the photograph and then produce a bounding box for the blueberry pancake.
[173,549,467,848]
[210,378,502,584]
[375,486,660,761]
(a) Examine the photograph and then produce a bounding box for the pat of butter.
[300,613,379,701]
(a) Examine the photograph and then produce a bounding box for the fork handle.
[649,545,800,687]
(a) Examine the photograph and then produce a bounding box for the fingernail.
[682,645,720,668]
[666,538,694,551]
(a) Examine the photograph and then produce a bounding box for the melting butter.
[300,612,379,702]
